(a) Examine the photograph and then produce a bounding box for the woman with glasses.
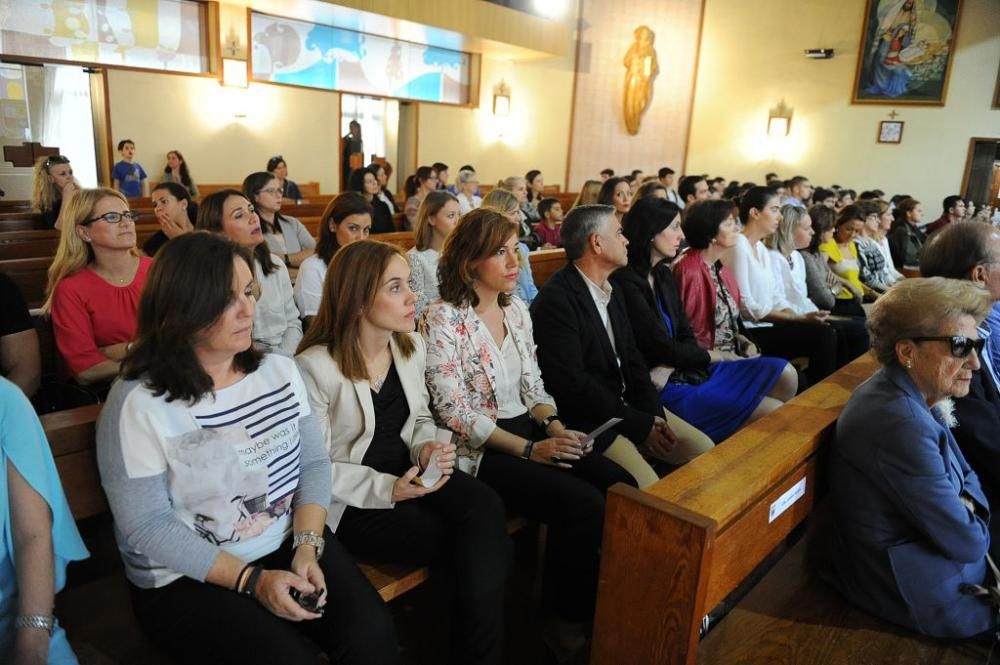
[243,172,316,269]
[42,188,151,387]
[828,277,995,640]
[31,155,80,229]
[197,190,303,357]
[266,156,304,204]
[97,233,397,665]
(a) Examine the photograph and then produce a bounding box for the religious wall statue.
[623,26,658,135]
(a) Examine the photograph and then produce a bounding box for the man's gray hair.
[561,204,615,260]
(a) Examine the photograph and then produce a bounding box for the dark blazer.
[609,263,711,372]
[828,363,993,639]
[370,197,395,234]
[530,263,659,445]
[886,221,925,269]
[952,350,1000,519]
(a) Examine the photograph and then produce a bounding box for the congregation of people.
[5,147,1000,665]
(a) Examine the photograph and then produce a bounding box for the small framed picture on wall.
[878,120,904,143]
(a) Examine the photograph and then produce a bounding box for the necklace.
[365,347,392,393]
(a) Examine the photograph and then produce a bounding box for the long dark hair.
[739,186,779,224]
[347,166,375,196]
[891,197,920,231]
[152,181,197,224]
[807,204,835,253]
[122,233,262,403]
[622,197,682,277]
[598,177,629,206]
[163,150,195,192]
[316,192,373,265]
[242,171,285,235]
[525,169,542,202]
[196,189,277,276]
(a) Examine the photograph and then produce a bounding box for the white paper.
[768,477,806,523]
[580,418,623,450]
[418,429,452,488]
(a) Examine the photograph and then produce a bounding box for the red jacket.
[671,249,742,351]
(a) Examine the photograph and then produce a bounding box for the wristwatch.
[16,614,54,636]
[540,414,562,432]
[292,530,325,559]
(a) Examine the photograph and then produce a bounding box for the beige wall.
[415,7,579,191]
[685,0,1000,208]
[106,69,342,192]
[566,0,704,191]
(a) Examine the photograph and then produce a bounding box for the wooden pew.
[590,354,983,664]
[373,230,416,251]
[529,248,566,288]
[0,225,161,261]
[0,256,53,309]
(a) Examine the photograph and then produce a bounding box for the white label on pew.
[768,477,806,523]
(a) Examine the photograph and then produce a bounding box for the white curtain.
[40,65,98,187]
[341,94,386,165]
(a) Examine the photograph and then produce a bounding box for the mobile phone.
[290,588,325,614]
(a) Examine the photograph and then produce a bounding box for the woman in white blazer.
[295,240,510,665]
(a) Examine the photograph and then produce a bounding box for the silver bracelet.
[16,614,54,636]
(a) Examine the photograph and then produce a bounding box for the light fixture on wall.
[767,101,793,137]
[493,81,511,117]
[222,58,248,88]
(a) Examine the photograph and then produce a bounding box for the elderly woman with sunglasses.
[42,188,152,387]
[827,277,996,640]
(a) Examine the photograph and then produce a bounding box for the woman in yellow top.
[818,211,877,318]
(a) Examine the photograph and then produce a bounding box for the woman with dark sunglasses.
[827,277,996,640]
[42,188,151,387]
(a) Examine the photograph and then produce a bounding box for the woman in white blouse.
[724,186,839,384]
[295,240,509,665]
[420,208,636,657]
[765,205,870,370]
[196,190,303,357]
[293,192,372,328]
[455,169,481,215]
[408,191,460,317]
[869,198,905,284]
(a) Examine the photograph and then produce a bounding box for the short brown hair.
[296,240,414,381]
[438,208,519,308]
[868,277,993,366]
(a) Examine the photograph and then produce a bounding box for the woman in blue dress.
[610,197,798,443]
[1,377,89,664]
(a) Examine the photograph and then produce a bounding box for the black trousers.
[129,528,398,665]
[747,320,839,385]
[475,414,637,623]
[337,470,511,665]
[828,316,870,368]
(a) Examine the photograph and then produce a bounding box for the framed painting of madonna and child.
[852,0,962,106]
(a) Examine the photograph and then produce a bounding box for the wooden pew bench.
[590,355,985,665]
[0,225,161,261]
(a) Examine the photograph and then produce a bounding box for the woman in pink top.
[42,188,152,385]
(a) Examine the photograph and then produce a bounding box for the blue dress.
[0,378,89,663]
[656,296,786,443]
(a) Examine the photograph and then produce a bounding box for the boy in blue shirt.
[112,139,148,198]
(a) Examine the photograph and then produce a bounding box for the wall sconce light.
[222,58,248,88]
[767,101,793,137]
[493,81,511,117]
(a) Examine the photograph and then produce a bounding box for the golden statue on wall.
[623,26,658,135]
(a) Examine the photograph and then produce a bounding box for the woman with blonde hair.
[31,155,80,229]
[572,180,602,208]
[43,188,151,386]
[480,189,538,304]
[296,240,509,665]
[829,277,995,639]
[408,191,460,317]
[455,169,481,214]
[498,175,539,228]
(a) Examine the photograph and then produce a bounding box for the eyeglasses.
[911,336,985,359]
[83,211,140,226]
[259,187,284,196]
[45,155,69,168]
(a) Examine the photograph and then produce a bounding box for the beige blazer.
[295,332,439,531]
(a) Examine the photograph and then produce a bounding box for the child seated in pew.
[0,376,89,664]
[296,240,510,665]
[533,198,563,249]
[96,234,397,665]
[31,154,80,230]
[43,188,152,390]
[111,140,148,199]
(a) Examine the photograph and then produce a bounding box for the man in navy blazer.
[530,205,713,485]
[920,223,1000,520]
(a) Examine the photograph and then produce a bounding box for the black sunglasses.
[912,336,985,359]
[45,155,70,168]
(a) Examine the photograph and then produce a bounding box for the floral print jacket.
[419,296,554,476]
